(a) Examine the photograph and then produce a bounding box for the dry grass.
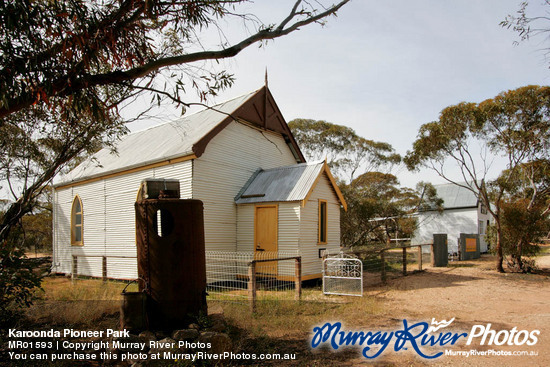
[25,276,137,328]
[25,276,382,344]
[217,289,382,340]
[38,276,135,300]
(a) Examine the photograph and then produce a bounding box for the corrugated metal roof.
[53,89,260,186]
[235,161,325,204]
[435,183,479,209]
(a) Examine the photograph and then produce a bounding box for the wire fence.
[344,243,433,286]
[59,251,303,311]
[51,255,139,282]
[205,251,302,311]
[57,244,434,310]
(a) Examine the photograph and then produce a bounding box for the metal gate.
[323,253,363,297]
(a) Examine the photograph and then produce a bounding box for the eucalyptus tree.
[0,0,351,242]
[340,172,441,248]
[405,85,550,272]
[287,118,441,248]
[0,0,351,312]
[288,118,401,182]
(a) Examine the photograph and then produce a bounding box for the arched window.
[71,196,83,246]
[318,199,327,244]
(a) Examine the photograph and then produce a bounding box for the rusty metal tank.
[135,197,207,330]
[120,281,147,332]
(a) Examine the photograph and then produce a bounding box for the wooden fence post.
[402,247,407,276]
[248,261,257,313]
[431,243,435,266]
[418,246,423,271]
[295,257,302,301]
[102,256,107,282]
[71,255,77,283]
[380,251,386,283]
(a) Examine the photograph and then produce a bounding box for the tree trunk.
[516,241,524,272]
[0,201,30,246]
[495,220,505,273]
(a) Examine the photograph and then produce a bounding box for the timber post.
[402,247,407,276]
[248,261,257,313]
[380,251,386,283]
[295,257,302,301]
[102,256,107,282]
[418,246,423,271]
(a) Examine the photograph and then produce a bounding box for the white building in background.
[411,183,491,254]
[51,86,347,281]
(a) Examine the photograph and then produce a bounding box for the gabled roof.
[54,86,305,188]
[235,161,347,210]
[435,183,479,209]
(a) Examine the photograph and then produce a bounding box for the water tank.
[432,234,448,267]
[135,198,207,330]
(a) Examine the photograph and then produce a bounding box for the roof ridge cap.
[129,88,262,135]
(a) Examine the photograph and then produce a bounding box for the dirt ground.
[343,249,550,366]
[13,251,549,366]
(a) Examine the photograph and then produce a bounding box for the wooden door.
[254,205,278,276]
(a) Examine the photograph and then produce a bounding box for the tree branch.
[0,0,350,119]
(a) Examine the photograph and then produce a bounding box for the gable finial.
[263,67,268,128]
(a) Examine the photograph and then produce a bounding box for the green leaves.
[0,0,351,119]
[404,101,481,171]
[288,118,422,247]
[339,173,438,247]
[406,85,550,271]
[0,246,43,319]
[288,118,401,182]
[405,85,550,173]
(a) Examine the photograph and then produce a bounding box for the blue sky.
[129,0,549,187]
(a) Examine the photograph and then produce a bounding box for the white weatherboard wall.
[299,174,341,277]
[476,205,491,252]
[412,205,491,253]
[236,204,254,253]
[236,204,301,252]
[236,202,300,275]
[278,203,301,255]
[52,160,193,278]
[193,121,297,253]
[53,188,76,274]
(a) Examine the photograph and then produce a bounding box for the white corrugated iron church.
[52,86,347,280]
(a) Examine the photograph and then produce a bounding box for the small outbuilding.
[411,182,491,254]
[235,161,347,277]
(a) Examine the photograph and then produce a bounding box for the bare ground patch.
[348,252,550,366]
[8,250,550,366]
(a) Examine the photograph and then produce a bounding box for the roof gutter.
[54,152,196,190]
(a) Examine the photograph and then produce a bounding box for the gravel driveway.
[349,250,550,366]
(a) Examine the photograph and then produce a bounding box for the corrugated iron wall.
[53,121,304,279]
[193,121,297,253]
[52,160,192,278]
[300,174,341,277]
